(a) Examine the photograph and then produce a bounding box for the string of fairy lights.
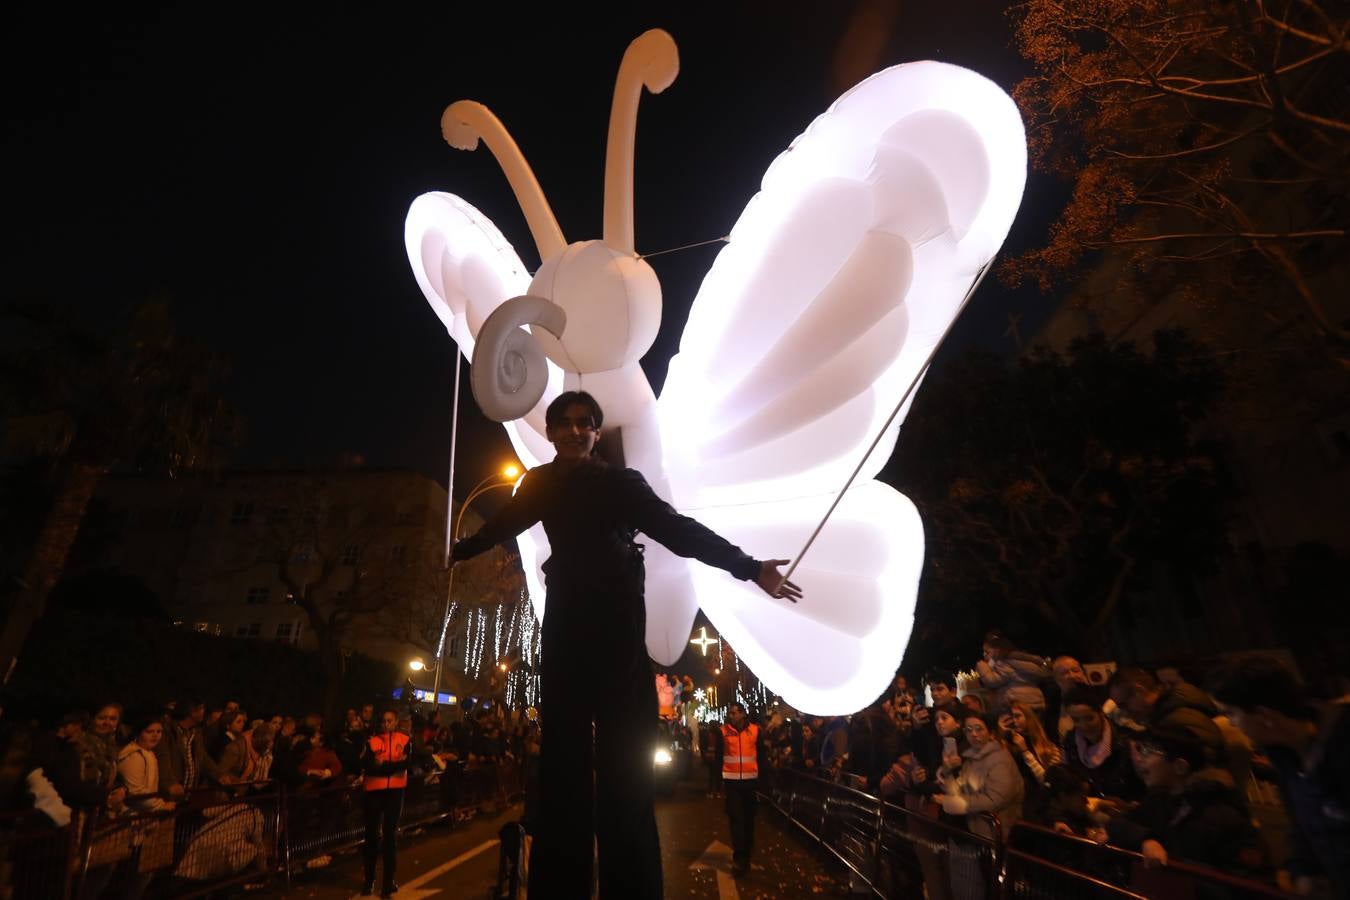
[456,587,540,709]
[449,590,786,718]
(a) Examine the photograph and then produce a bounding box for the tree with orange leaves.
[1005,0,1348,369]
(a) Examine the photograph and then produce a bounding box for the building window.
[395,508,416,525]
[230,501,255,525]
[276,622,294,641]
[268,506,290,524]
[390,545,406,562]
[234,622,262,638]
[245,586,270,605]
[341,544,359,565]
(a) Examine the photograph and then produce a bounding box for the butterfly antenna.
[442,101,566,263]
[604,30,679,255]
[782,259,997,584]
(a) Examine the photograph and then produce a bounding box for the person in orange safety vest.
[360,709,410,897]
[721,702,762,877]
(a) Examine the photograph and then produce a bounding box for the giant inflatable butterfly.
[405,30,1025,714]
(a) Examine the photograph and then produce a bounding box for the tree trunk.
[0,461,104,687]
[317,630,345,727]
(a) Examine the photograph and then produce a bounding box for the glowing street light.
[409,658,428,672]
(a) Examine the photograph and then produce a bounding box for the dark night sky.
[6,3,1060,500]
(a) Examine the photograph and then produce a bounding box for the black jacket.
[1266,700,1350,894]
[1107,767,1268,877]
[452,458,760,592]
[1061,721,1144,801]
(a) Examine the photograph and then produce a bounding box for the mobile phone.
[943,736,958,757]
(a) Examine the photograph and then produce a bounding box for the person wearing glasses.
[937,711,1024,840]
[1105,719,1267,877]
[451,390,802,900]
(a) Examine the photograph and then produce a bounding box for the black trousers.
[528,583,663,900]
[724,778,758,864]
[362,788,404,886]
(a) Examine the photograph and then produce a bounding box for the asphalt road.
[270,771,851,899]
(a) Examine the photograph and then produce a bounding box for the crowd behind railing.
[700,637,1347,899]
[0,696,534,898]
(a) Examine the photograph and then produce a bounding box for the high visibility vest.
[721,723,759,781]
[364,731,410,791]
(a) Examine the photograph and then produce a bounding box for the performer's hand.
[756,560,802,602]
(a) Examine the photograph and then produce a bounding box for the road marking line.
[403,838,500,889]
[715,868,741,900]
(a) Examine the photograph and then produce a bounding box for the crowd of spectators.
[752,637,1348,899]
[0,694,537,897]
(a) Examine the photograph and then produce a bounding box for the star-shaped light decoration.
[689,626,717,656]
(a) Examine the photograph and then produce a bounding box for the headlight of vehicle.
[653,748,673,765]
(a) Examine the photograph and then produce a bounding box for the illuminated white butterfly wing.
[405,194,564,619]
[649,61,1027,714]
[405,193,565,470]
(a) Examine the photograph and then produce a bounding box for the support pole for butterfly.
[779,259,996,590]
[432,350,465,707]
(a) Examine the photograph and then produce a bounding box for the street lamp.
[449,465,521,561]
[430,463,521,707]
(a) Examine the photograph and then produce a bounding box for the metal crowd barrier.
[761,766,1296,900]
[764,766,1000,900]
[0,761,526,899]
[0,811,78,900]
[75,786,282,900]
[1006,822,1295,900]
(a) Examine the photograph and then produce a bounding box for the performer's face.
[547,402,600,461]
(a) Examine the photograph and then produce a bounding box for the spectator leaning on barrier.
[157,699,215,797]
[847,698,900,794]
[1059,685,1143,802]
[117,713,176,815]
[1106,719,1268,877]
[1209,655,1350,898]
[78,703,123,803]
[1036,765,1108,842]
[938,710,1024,840]
[1110,666,1252,788]
[35,711,107,812]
